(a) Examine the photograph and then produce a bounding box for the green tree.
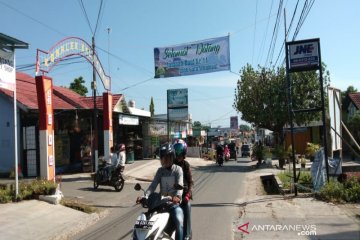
[348,110,360,144]
[149,97,155,117]
[239,124,251,132]
[341,86,358,111]
[233,64,330,144]
[193,121,202,129]
[69,76,88,96]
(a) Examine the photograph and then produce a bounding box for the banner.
[154,36,230,78]
[0,49,15,91]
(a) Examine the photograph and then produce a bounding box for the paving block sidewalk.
[233,167,360,240]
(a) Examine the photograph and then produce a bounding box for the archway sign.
[35,37,112,180]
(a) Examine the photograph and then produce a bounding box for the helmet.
[173,139,187,157]
[159,143,175,159]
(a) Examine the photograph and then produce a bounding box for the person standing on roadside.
[117,144,126,172]
[173,139,193,240]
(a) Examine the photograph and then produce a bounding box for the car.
[241,144,251,157]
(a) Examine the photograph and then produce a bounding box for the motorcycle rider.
[216,143,224,164]
[173,139,193,240]
[136,143,184,240]
[224,145,230,161]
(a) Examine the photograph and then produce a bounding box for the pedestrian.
[117,143,126,172]
[174,139,193,240]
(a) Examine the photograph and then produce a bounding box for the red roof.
[81,94,123,110]
[349,92,360,110]
[0,72,123,111]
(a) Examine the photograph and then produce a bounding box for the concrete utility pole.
[92,36,98,172]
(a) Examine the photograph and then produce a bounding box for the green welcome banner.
[154,36,230,78]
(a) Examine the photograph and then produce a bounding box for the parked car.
[241,144,251,157]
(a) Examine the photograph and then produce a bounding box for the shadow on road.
[192,196,286,208]
[193,163,256,173]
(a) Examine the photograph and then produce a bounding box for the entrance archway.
[35,37,112,180]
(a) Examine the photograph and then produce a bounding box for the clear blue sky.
[1,0,359,127]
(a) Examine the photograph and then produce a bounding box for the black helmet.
[159,143,175,159]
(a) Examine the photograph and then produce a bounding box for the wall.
[0,95,21,173]
[187,146,201,158]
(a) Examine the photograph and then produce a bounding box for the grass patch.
[0,179,57,203]
[317,177,360,203]
[277,170,313,193]
[60,198,97,214]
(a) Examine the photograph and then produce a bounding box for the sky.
[1,0,360,128]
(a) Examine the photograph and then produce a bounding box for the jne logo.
[294,44,314,55]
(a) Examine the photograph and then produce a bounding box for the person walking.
[174,139,193,240]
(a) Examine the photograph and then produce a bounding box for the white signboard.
[154,36,230,78]
[0,49,15,91]
[169,108,188,121]
[119,114,139,125]
[167,88,188,108]
[288,39,320,70]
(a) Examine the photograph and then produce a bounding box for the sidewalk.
[233,161,360,240]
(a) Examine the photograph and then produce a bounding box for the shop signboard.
[119,114,139,125]
[167,88,188,108]
[0,49,15,91]
[288,39,320,72]
[154,35,230,78]
[149,122,167,135]
[168,108,188,121]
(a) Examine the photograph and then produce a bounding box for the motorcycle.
[132,183,183,240]
[93,161,125,192]
[217,154,224,166]
[224,151,230,162]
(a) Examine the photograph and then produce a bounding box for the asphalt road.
[62,157,250,240]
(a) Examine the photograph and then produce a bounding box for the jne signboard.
[288,39,320,71]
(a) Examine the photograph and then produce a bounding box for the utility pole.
[91,36,98,172]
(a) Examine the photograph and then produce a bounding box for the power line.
[252,0,259,65]
[94,0,104,36]
[78,0,94,36]
[257,0,274,65]
[265,0,283,67]
[0,1,66,37]
[273,0,300,67]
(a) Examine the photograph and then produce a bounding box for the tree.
[341,86,358,111]
[69,76,88,96]
[192,121,210,131]
[239,124,251,132]
[149,97,155,117]
[233,64,330,143]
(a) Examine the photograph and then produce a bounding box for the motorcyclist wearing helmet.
[136,143,184,240]
[173,139,193,240]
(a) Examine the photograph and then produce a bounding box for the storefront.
[113,106,151,162]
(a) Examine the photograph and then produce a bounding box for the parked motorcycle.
[132,183,183,240]
[217,154,224,166]
[93,162,125,192]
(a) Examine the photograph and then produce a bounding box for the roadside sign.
[287,38,320,72]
